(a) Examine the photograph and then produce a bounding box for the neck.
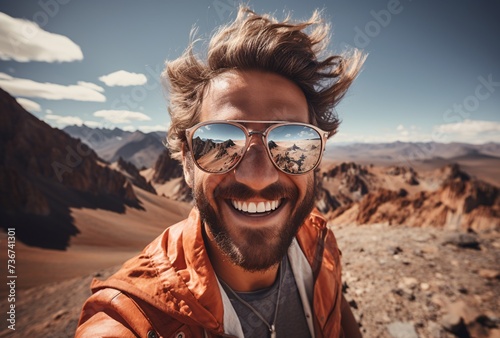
[203,223,280,292]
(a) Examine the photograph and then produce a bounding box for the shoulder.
[76,287,205,338]
[76,288,156,338]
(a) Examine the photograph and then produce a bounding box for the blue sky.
[1,0,499,144]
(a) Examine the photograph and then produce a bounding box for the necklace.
[220,259,285,338]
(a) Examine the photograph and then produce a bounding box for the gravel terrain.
[1,224,498,337]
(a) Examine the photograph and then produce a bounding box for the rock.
[52,310,68,320]
[442,300,487,337]
[420,282,430,291]
[116,157,156,194]
[392,287,415,301]
[478,269,500,279]
[388,246,404,255]
[430,294,449,309]
[427,321,443,337]
[152,149,183,184]
[441,313,469,337]
[442,233,481,250]
[123,181,137,202]
[348,297,358,310]
[402,277,419,289]
[387,321,419,338]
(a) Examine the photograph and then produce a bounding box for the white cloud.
[0,72,12,80]
[0,12,83,63]
[433,119,500,144]
[45,109,52,114]
[122,125,136,132]
[77,81,104,92]
[0,73,106,102]
[99,70,147,87]
[93,110,151,124]
[16,97,41,112]
[43,114,103,129]
[45,114,84,126]
[82,120,102,128]
[122,124,168,133]
[137,124,168,132]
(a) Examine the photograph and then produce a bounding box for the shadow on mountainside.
[0,173,144,250]
[0,88,144,250]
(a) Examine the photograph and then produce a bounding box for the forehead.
[199,70,309,123]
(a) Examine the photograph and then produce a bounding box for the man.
[77,6,365,338]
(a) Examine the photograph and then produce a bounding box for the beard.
[194,175,317,272]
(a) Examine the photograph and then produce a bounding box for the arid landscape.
[1,89,499,337]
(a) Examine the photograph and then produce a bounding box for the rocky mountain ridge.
[0,89,139,249]
[319,162,499,231]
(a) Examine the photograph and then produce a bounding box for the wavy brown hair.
[163,6,366,161]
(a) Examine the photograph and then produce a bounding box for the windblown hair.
[164,6,366,161]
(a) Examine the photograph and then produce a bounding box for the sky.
[0,0,499,144]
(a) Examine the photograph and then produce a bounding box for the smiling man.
[77,6,365,338]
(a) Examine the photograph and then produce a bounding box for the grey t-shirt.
[220,256,312,338]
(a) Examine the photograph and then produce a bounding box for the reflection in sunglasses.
[187,121,327,175]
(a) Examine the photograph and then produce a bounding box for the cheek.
[194,171,226,202]
[290,173,314,199]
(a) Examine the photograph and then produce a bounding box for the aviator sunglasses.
[185,120,329,175]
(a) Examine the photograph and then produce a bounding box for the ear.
[181,144,194,188]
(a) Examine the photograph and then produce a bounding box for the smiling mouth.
[230,199,282,214]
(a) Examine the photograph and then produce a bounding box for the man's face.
[182,70,317,272]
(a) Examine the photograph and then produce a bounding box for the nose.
[233,135,279,190]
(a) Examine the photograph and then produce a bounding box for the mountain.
[318,162,499,231]
[325,141,500,163]
[0,89,140,249]
[324,141,500,187]
[112,157,156,194]
[140,148,191,202]
[63,125,166,169]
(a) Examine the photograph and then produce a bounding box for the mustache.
[214,182,298,201]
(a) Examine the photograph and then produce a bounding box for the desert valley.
[0,88,499,337]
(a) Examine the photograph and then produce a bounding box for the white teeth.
[231,199,281,213]
[257,202,265,213]
[248,202,257,213]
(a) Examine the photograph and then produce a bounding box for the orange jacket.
[76,208,343,338]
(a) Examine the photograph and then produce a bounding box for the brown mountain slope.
[0,89,140,249]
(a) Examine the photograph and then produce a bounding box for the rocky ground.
[1,224,498,337]
[335,223,500,338]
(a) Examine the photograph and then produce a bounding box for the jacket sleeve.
[341,293,362,338]
[76,288,157,338]
[76,311,137,338]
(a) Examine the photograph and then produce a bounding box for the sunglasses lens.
[191,123,246,173]
[267,125,322,174]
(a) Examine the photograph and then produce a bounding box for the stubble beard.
[194,176,317,272]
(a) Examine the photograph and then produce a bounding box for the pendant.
[270,324,276,338]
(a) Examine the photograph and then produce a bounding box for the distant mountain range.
[63,125,500,171]
[324,141,500,164]
[63,125,166,169]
